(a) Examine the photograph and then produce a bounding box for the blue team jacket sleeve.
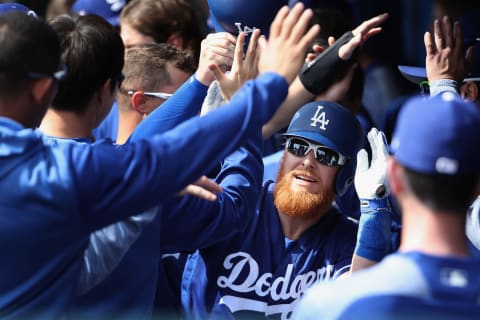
[76,73,284,292]
[77,207,158,295]
[129,75,208,142]
[159,124,264,251]
[77,76,209,294]
[72,72,288,231]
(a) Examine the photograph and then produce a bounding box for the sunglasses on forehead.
[285,137,348,167]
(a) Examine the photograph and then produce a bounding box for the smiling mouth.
[295,175,317,183]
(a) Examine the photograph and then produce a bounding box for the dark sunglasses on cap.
[285,137,348,167]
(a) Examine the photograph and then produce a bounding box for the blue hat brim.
[398,65,427,85]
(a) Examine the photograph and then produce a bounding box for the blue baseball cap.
[72,0,126,27]
[282,101,364,159]
[0,3,36,16]
[391,92,480,175]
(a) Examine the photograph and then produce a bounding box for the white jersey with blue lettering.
[295,251,480,320]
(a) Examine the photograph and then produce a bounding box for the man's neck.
[0,98,37,129]
[399,198,469,257]
[277,210,324,241]
[39,109,94,140]
[116,109,143,144]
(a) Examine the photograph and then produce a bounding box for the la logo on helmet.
[310,105,330,130]
[106,0,125,12]
[235,22,257,35]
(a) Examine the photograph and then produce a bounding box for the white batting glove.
[354,128,389,199]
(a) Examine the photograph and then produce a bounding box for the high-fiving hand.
[209,29,261,101]
[355,128,389,199]
[425,16,473,83]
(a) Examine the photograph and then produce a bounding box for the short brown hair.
[120,0,203,62]
[117,43,196,110]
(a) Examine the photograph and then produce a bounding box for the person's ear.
[459,81,478,102]
[387,157,404,196]
[167,33,184,49]
[131,91,149,114]
[31,77,55,106]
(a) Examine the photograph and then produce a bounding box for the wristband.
[360,196,390,213]
[299,31,358,94]
[354,197,392,262]
[429,79,459,97]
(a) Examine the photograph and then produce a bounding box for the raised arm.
[129,32,237,141]
[73,2,320,230]
[208,29,261,102]
[351,128,392,272]
[158,28,264,250]
[262,13,388,139]
[425,16,473,96]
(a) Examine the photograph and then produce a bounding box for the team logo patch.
[107,0,125,12]
[235,22,257,35]
[440,268,468,288]
[310,105,330,130]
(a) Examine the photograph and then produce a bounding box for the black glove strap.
[299,31,357,95]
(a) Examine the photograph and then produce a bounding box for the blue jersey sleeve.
[77,207,158,295]
[78,75,209,292]
[69,72,288,231]
[129,75,208,142]
[74,73,286,296]
[159,125,264,251]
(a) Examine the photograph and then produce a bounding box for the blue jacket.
[72,73,288,319]
[0,72,288,319]
[296,252,480,320]
[74,75,211,319]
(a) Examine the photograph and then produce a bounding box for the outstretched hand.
[425,16,472,83]
[258,3,320,84]
[338,12,388,60]
[355,128,389,199]
[209,29,261,101]
[305,13,388,63]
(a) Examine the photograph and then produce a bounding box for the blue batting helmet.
[72,0,126,27]
[283,101,365,195]
[0,3,36,16]
[207,0,289,36]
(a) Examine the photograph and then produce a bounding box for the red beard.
[273,159,336,218]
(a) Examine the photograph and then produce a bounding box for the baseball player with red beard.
[176,100,383,319]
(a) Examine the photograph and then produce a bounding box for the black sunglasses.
[286,137,347,167]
